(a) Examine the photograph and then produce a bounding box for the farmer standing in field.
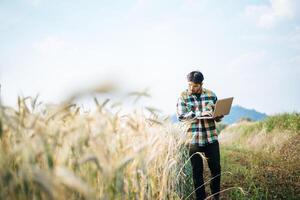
[176,71,223,200]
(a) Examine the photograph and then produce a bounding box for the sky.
[0,0,300,116]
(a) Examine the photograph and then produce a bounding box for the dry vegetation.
[0,91,198,200]
[0,87,298,199]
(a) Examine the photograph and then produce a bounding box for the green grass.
[226,112,300,137]
[219,113,300,199]
[262,112,300,133]
[220,146,300,199]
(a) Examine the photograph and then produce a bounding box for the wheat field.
[0,90,203,200]
[2,88,297,199]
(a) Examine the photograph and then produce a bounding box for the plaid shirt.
[176,88,219,146]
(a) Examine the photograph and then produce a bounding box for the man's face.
[188,81,202,93]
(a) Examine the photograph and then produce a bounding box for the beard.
[189,88,202,94]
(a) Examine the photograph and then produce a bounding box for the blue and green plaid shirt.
[176,88,219,146]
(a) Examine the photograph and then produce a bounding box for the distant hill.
[171,105,268,124]
[223,105,267,124]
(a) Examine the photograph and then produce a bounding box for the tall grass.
[220,113,300,153]
[3,89,297,199]
[219,113,300,199]
[0,92,196,200]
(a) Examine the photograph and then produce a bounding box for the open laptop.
[196,97,234,119]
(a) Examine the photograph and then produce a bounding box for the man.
[176,71,222,200]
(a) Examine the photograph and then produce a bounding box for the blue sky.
[1,0,300,115]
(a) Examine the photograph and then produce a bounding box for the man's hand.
[201,110,213,117]
[214,115,224,122]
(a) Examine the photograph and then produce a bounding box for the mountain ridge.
[171,105,268,124]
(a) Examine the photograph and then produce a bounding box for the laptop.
[196,97,234,119]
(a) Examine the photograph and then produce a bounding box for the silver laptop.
[197,97,234,119]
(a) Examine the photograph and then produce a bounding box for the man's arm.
[214,115,224,122]
[176,97,196,122]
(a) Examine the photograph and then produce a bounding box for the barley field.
[0,90,299,199]
[0,90,198,200]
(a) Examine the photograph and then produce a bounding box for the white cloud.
[245,0,300,28]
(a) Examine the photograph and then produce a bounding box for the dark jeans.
[188,141,221,200]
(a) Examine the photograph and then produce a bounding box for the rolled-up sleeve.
[176,97,194,122]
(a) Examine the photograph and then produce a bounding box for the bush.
[262,112,300,133]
